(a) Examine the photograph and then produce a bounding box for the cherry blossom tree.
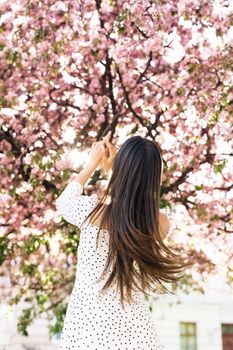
[0,0,232,336]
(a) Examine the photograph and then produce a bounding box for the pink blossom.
[0,0,232,329]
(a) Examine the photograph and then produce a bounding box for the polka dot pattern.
[56,180,166,350]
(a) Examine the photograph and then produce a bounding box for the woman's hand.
[74,132,117,187]
[89,140,104,167]
[101,131,117,172]
[88,131,117,172]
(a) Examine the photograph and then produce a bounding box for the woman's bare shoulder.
[158,211,170,239]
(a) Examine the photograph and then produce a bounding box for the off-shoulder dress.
[56,180,166,350]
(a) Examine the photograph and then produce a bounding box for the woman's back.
[56,179,166,350]
[55,134,189,349]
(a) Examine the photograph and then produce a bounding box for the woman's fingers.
[103,138,115,158]
[101,143,106,155]
[102,131,111,143]
[93,140,105,150]
[104,131,111,139]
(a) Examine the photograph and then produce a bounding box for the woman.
[56,132,189,350]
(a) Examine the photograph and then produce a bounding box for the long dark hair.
[81,135,191,308]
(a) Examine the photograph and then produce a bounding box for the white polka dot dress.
[55,180,166,350]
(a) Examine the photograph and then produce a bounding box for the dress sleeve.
[55,180,98,228]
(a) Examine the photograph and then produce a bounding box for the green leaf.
[34,28,49,44]
[213,159,228,174]
[17,308,33,336]
[0,235,9,265]
[160,198,171,209]
[49,303,68,336]
[176,87,185,96]
[23,164,30,173]
[0,24,6,33]
[21,262,37,276]
[6,50,19,63]
[9,185,17,196]
[33,153,43,165]
[188,63,197,74]
[208,112,218,125]
[0,97,5,107]
[52,39,65,54]
[36,293,49,305]
[46,161,54,169]
[63,169,72,181]
[23,236,46,255]
[195,185,204,191]
[217,96,228,110]
[11,292,23,305]
[64,229,80,254]
[118,24,126,33]
[41,270,56,285]
[30,178,39,188]
[38,191,45,201]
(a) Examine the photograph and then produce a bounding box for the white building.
[151,275,233,350]
[0,303,58,350]
[0,275,232,350]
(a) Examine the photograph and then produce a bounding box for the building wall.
[1,276,233,350]
[151,278,233,350]
[0,303,59,350]
[151,302,224,350]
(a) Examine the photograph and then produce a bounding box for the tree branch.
[136,51,153,85]
[116,65,155,139]
[49,87,81,111]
